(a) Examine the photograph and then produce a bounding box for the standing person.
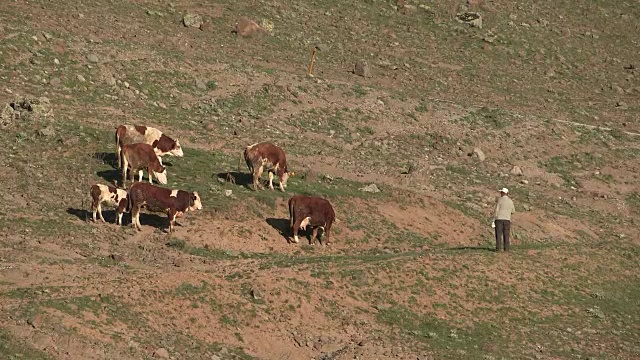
[493,187,515,252]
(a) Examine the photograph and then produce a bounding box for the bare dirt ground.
[1,1,639,359]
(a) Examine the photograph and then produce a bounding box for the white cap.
[499,187,509,193]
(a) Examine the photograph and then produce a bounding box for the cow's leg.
[116,211,123,226]
[278,176,286,192]
[256,166,265,189]
[311,227,319,246]
[91,199,99,222]
[268,171,275,190]
[116,144,121,168]
[132,206,142,230]
[292,217,305,244]
[121,158,129,187]
[97,203,106,222]
[168,209,178,233]
[138,169,144,183]
[324,223,332,246]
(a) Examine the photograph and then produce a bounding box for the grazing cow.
[288,194,335,245]
[241,142,294,192]
[121,143,168,186]
[127,182,202,232]
[115,125,183,168]
[90,184,128,225]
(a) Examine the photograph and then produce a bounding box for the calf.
[121,143,168,186]
[127,182,202,232]
[90,184,128,225]
[288,194,335,245]
[115,125,183,168]
[242,142,294,192]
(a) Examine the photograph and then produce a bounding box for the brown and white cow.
[115,125,183,168]
[90,184,128,225]
[121,143,168,186]
[127,182,202,232]
[242,142,294,192]
[288,194,335,245]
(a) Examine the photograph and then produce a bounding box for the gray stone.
[49,77,61,86]
[76,74,86,82]
[359,183,380,193]
[196,79,207,90]
[457,12,483,29]
[183,13,203,28]
[354,60,369,77]
[250,287,262,300]
[106,77,117,86]
[37,126,56,137]
[153,348,169,359]
[510,165,523,176]
[158,102,167,109]
[86,53,99,63]
[471,147,486,161]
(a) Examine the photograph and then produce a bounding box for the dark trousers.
[495,220,511,251]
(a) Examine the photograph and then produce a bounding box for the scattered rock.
[183,13,203,28]
[523,204,531,211]
[106,77,117,86]
[173,258,184,267]
[615,101,628,110]
[27,314,43,328]
[109,254,125,262]
[86,54,99,63]
[211,356,221,360]
[195,79,207,90]
[1,103,15,122]
[456,12,483,29]
[354,60,369,77]
[133,99,146,108]
[470,147,486,161]
[158,102,167,109]
[234,17,265,37]
[224,190,233,197]
[359,183,380,193]
[250,287,262,300]
[76,74,86,82]
[37,126,56,137]
[520,179,529,185]
[53,58,60,65]
[510,165,523,176]
[153,348,170,359]
[49,77,61,86]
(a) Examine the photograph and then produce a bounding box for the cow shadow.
[66,207,170,229]
[67,207,93,222]
[96,169,122,186]
[446,246,495,252]
[215,171,254,189]
[93,152,118,169]
[266,217,291,242]
[67,207,126,224]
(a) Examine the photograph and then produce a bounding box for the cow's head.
[189,192,203,211]
[170,140,184,157]
[153,166,168,185]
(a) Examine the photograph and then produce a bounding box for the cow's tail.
[126,187,134,213]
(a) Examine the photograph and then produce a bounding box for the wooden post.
[307,47,317,77]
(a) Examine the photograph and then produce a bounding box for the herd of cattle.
[90,125,335,245]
